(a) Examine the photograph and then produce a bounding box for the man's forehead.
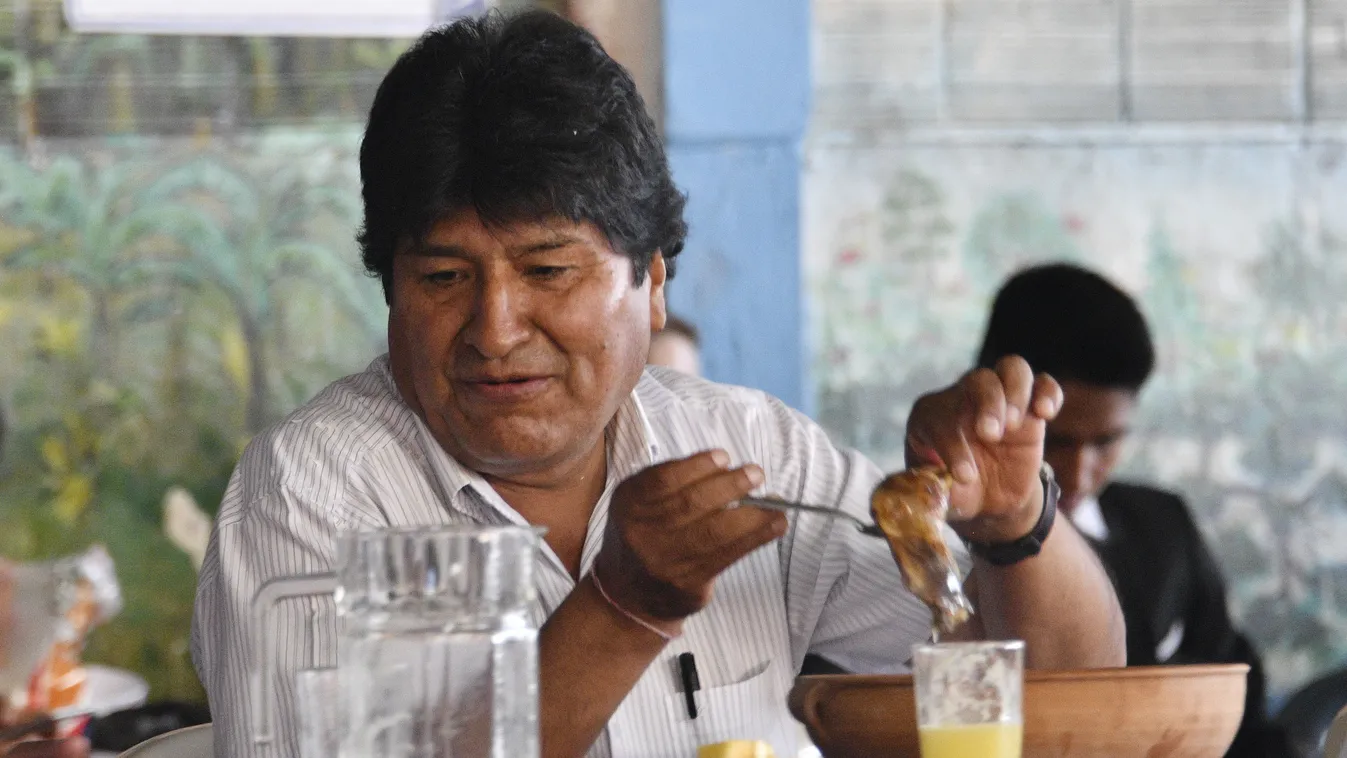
[1050,382,1136,429]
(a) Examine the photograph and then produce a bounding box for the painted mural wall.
[0,131,387,701]
[805,136,1347,696]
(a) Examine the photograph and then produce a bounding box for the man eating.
[192,11,1124,758]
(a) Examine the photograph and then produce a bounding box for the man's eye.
[1096,433,1126,449]
[425,270,467,284]
[528,265,571,279]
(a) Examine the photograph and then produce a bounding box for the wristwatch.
[968,462,1059,566]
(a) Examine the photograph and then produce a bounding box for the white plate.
[79,665,149,717]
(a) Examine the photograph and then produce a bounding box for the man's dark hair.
[658,314,699,346]
[976,263,1156,392]
[358,10,687,300]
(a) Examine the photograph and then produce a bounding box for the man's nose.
[463,275,531,359]
[1057,446,1098,501]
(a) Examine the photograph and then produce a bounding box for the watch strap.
[969,462,1059,567]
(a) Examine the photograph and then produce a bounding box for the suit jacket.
[1092,483,1290,758]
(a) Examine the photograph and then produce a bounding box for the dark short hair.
[657,314,699,346]
[976,263,1156,392]
[358,10,687,300]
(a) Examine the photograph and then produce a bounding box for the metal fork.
[739,496,886,538]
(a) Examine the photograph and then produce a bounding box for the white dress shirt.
[1069,496,1110,542]
[192,357,968,758]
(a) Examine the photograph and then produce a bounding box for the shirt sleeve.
[763,396,971,674]
[191,484,344,758]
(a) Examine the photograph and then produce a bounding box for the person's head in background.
[976,263,1155,516]
[648,314,701,376]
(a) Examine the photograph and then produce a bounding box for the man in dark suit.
[975,263,1289,758]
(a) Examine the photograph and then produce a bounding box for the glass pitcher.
[250,525,544,758]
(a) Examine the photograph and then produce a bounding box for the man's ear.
[648,252,668,333]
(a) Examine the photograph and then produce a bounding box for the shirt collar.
[1070,495,1110,542]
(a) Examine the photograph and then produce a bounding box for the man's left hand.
[905,356,1063,545]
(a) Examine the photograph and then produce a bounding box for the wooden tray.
[789,664,1247,758]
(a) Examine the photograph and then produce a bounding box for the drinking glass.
[912,640,1024,758]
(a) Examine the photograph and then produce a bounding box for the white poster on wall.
[64,0,488,37]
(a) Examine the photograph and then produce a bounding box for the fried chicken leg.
[871,467,974,634]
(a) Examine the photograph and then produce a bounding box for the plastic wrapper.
[870,468,973,634]
[3,546,122,736]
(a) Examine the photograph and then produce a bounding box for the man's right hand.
[591,449,788,637]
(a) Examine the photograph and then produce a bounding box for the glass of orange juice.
[913,640,1024,758]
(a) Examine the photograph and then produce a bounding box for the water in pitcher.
[253,525,546,758]
[344,625,538,758]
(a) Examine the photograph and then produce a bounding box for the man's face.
[1042,380,1137,514]
[387,210,666,481]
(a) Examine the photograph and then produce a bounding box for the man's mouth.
[459,374,553,401]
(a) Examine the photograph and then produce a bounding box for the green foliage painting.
[0,131,386,702]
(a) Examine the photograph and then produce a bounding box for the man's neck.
[485,438,609,578]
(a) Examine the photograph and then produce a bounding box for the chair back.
[116,723,212,758]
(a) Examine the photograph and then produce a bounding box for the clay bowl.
[789,664,1248,758]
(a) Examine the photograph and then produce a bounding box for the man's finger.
[906,390,980,486]
[649,464,767,527]
[683,504,785,561]
[960,368,1008,444]
[695,510,788,577]
[620,449,732,504]
[1029,372,1063,420]
[683,464,765,515]
[905,431,946,469]
[994,356,1035,432]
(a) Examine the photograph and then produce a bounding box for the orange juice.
[918,723,1022,758]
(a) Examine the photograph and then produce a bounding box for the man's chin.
[448,425,577,475]
[1059,495,1084,515]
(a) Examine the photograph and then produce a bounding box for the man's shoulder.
[237,357,420,489]
[634,367,852,484]
[638,366,783,417]
[1099,482,1198,531]
[636,367,815,447]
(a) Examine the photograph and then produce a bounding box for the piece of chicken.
[871,467,973,634]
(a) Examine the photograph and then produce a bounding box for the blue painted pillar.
[661,0,812,415]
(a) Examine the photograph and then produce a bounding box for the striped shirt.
[192,356,969,758]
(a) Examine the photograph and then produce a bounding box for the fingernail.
[711,449,731,468]
[1036,397,1056,416]
[978,415,1001,439]
[954,461,977,484]
[744,464,765,487]
[773,515,789,536]
[907,436,942,466]
[1005,406,1022,428]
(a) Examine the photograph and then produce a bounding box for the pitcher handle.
[250,572,338,745]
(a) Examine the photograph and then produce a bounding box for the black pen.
[678,651,701,719]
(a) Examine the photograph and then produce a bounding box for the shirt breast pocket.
[663,658,796,756]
